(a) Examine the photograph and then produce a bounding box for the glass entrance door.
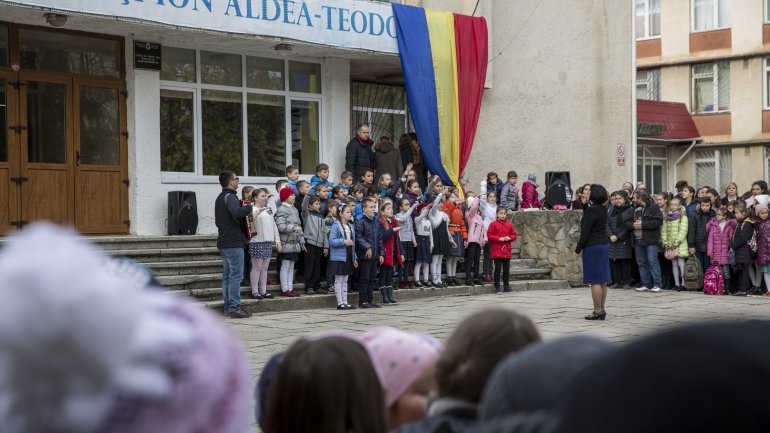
[18,74,74,226]
[0,71,20,233]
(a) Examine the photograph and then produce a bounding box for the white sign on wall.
[0,0,399,53]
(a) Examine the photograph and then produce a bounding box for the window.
[351,82,408,143]
[691,62,730,114]
[636,69,661,101]
[635,0,661,39]
[692,0,731,32]
[19,29,121,77]
[0,25,7,67]
[159,47,322,178]
[637,145,667,194]
[765,58,770,109]
[765,146,770,182]
[693,149,731,192]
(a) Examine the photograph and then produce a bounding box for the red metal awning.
[637,99,701,141]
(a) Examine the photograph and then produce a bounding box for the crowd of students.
[227,163,529,315]
[602,179,770,297]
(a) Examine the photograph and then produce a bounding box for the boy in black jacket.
[355,198,384,309]
[688,197,715,275]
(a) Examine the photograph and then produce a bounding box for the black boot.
[388,286,397,304]
[380,287,391,305]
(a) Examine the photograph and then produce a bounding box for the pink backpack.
[703,265,725,295]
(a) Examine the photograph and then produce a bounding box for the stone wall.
[509,210,583,287]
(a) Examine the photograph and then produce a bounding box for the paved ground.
[227,287,770,378]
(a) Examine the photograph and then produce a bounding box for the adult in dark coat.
[575,185,611,320]
[345,123,374,180]
[625,190,664,291]
[606,192,634,288]
[408,132,429,187]
[374,139,403,180]
[399,133,415,172]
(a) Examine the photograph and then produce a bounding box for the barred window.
[692,62,730,114]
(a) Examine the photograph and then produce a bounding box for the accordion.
[240,199,257,239]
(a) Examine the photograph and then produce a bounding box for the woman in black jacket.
[607,190,634,289]
[575,184,611,321]
[729,203,755,296]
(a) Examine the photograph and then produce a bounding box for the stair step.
[107,247,222,262]
[89,235,218,251]
[200,279,571,313]
[147,260,224,276]
[159,268,552,291]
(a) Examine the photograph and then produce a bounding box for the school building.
[635,0,770,195]
[0,0,633,236]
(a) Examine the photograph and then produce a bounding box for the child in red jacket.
[487,207,517,293]
[379,200,403,305]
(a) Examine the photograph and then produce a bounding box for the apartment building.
[636,0,770,195]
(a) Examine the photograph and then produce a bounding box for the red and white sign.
[617,143,625,166]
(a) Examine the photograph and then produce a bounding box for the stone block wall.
[509,210,583,287]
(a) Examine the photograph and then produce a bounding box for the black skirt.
[432,221,450,256]
[328,246,355,276]
[401,240,415,261]
[415,235,432,263]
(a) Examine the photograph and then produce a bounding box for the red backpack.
[703,265,725,295]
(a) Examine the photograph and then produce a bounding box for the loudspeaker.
[544,171,573,209]
[545,171,571,190]
[168,191,198,235]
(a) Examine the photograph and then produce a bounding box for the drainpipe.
[672,139,698,190]
[631,7,638,184]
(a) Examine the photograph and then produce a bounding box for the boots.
[380,287,391,305]
[387,286,397,305]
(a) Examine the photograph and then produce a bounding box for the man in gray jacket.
[215,170,253,318]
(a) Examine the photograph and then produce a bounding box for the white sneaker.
[650,287,662,293]
[635,286,650,292]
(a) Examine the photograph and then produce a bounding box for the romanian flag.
[392,4,488,192]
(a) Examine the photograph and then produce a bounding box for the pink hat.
[756,203,768,212]
[359,327,443,407]
[0,224,251,433]
[279,187,295,202]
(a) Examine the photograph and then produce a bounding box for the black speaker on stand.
[168,191,198,235]
[543,171,573,209]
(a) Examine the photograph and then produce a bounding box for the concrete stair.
[80,235,570,312]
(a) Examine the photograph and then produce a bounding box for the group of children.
[239,163,521,310]
[608,181,770,297]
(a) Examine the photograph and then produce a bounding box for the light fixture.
[274,43,292,57]
[44,13,67,27]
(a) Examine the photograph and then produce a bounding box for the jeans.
[357,258,378,304]
[695,251,710,272]
[634,242,662,289]
[466,243,482,280]
[220,247,244,313]
[493,258,511,287]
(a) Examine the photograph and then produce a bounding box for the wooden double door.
[0,70,128,234]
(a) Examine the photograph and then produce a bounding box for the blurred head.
[263,337,385,433]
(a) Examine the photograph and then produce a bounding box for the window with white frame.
[765,58,770,109]
[693,148,731,192]
[636,69,661,101]
[692,0,731,32]
[159,47,322,178]
[635,0,661,39]
[765,146,770,182]
[692,62,730,114]
[637,145,667,194]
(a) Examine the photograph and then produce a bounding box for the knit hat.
[359,326,443,407]
[756,203,768,213]
[527,172,538,187]
[279,187,295,203]
[0,223,251,433]
[479,335,614,422]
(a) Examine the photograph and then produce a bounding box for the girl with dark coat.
[729,203,754,296]
[606,191,634,288]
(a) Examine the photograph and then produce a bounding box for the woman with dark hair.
[746,180,769,207]
[408,132,428,188]
[575,184,611,320]
[263,336,386,433]
[571,184,591,210]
